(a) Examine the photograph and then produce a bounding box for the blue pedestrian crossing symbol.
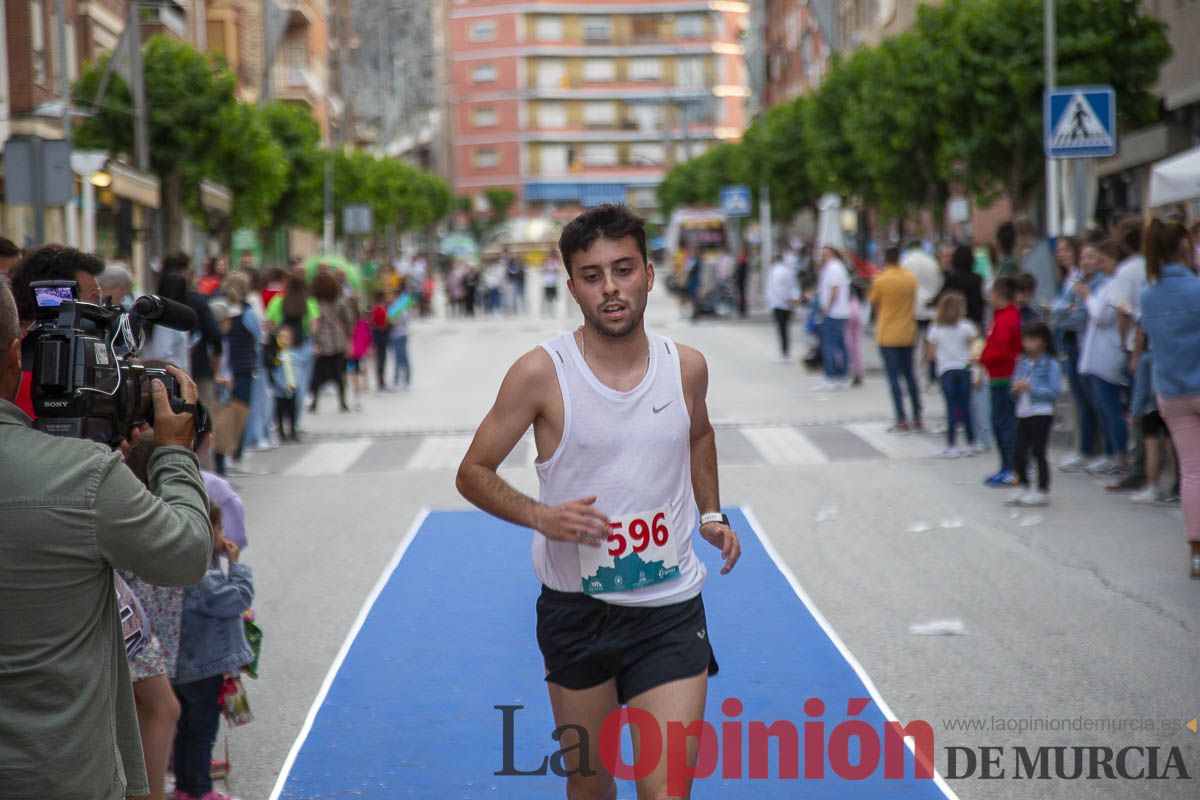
[720,185,752,218]
[1044,86,1116,158]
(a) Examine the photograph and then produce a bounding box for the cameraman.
[0,274,214,800]
[8,244,104,416]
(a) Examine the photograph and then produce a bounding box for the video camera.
[25,280,210,445]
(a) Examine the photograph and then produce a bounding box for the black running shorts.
[535,585,718,704]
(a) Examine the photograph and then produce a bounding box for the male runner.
[457,204,740,799]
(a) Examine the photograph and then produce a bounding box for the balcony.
[139,1,188,41]
[273,64,324,109]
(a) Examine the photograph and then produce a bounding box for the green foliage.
[843,33,945,218]
[334,149,451,235]
[455,188,518,247]
[483,188,517,220]
[804,48,874,202]
[207,102,288,229]
[74,36,450,241]
[657,143,749,215]
[923,0,1169,208]
[261,101,325,231]
[742,97,815,219]
[656,0,1171,224]
[75,35,236,187]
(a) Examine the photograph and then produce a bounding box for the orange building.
[447,0,751,214]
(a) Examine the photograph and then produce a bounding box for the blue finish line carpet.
[273,508,955,799]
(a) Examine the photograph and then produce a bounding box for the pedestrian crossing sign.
[1044,86,1117,158]
[720,185,753,218]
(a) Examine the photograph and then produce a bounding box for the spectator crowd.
[837,216,1200,579]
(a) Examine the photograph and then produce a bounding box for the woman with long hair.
[933,244,986,328]
[308,271,353,412]
[1139,218,1200,578]
[1051,237,1103,472]
[139,271,192,369]
[220,271,263,472]
[266,268,319,427]
[1077,240,1125,475]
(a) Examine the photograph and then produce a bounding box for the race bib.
[580,508,680,595]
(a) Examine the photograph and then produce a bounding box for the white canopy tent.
[815,193,845,250]
[1147,145,1200,208]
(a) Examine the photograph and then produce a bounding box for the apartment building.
[447,0,751,214]
[0,0,163,252]
[760,0,833,107]
[205,0,332,137]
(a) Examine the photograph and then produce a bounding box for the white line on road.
[406,434,475,471]
[268,508,430,800]
[845,421,940,460]
[738,425,830,465]
[740,506,962,800]
[283,439,374,476]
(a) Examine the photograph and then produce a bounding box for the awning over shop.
[1147,145,1200,208]
[200,179,232,215]
[524,181,630,207]
[1096,123,1192,178]
[106,161,160,208]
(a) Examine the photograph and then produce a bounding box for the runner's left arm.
[679,345,740,574]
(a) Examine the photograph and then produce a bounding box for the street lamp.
[71,151,111,254]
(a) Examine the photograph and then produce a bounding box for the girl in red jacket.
[979,276,1024,486]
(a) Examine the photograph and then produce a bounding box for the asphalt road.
[222,291,1199,800]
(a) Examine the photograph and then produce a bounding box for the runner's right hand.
[534,497,609,548]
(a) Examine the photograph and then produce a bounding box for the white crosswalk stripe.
[738,425,830,465]
[844,422,940,460]
[264,422,947,477]
[406,435,475,471]
[283,439,374,477]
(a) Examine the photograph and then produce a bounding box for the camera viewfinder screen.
[34,286,76,307]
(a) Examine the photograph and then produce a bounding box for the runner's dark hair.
[557,204,647,277]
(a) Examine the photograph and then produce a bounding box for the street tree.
[206,101,288,233]
[456,188,517,248]
[741,96,817,220]
[842,30,949,229]
[74,35,237,251]
[803,48,874,204]
[261,101,326,233]
[656,143,749,215]
[926,0,1169,211]
[335,149,452,236]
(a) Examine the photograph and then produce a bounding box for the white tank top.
[533,330,707,607]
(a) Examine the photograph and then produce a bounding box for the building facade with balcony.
[0,0,167,264]
[760,0,833,107]
[205,0,331,136]
[447,0,751,214]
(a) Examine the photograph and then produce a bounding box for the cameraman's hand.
[115,425,149,459]
[152,365,199,449]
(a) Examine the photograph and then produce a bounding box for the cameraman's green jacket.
[0,400,213,800]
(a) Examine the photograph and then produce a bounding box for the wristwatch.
[699,512,729,529]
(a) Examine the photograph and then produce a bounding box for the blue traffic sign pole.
[1044,88,1116,233]
[1044,0,1059,237]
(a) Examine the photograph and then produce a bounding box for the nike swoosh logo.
[652,402,673,414]
[697,629,706,640]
